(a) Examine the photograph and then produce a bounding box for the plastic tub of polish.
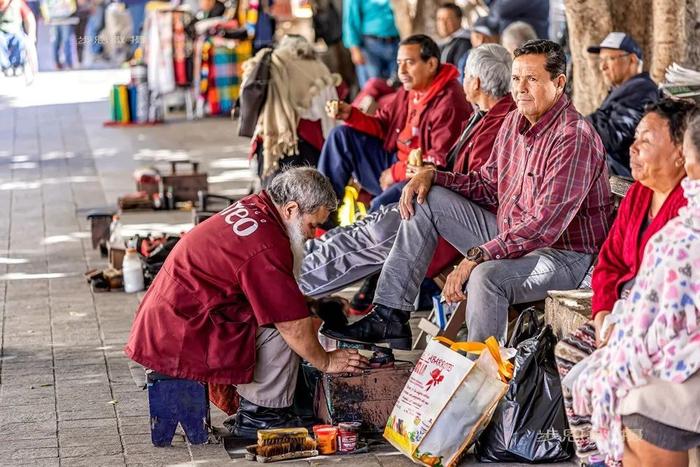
[313,425,338,454]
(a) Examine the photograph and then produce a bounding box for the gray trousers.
[375,187,593,344]
[299,204,401,298]
[236,327,300,408]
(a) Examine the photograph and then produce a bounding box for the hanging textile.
[197,36,252,116]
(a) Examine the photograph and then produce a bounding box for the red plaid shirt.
[434,94,613,260]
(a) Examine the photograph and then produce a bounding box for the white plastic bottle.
[122,248,145,293]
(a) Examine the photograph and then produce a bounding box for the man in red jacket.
[318,34,471,217]
[300,44,516,301]
[125,168,368,438]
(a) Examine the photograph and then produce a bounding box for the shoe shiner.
[125,168,369,439]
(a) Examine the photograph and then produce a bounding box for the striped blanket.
[199,37,252,116]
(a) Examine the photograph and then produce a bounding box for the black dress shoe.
[320,304,412,350]
[223,397,303,439]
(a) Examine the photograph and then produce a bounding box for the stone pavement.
[0,67,577,466]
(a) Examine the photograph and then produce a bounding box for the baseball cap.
[472,17,498,37]
[587,32,642,59]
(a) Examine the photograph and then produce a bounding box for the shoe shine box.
[314,362,414,434]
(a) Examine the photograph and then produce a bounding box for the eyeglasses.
[597,53,631,65]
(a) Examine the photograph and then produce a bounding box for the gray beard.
[286,217,306,280]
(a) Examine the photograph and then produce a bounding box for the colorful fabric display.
[199,37,252,116]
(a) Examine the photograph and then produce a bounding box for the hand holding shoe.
[323,349,369,374]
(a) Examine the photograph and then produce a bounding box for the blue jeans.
[374,187,592,344]
[85,3,106,55]
[0,31,28,69]
[370,180,406,212]
[51,24,74,67]
[127,0,148,55]
[356,36,399,87]
[318,125,396,199]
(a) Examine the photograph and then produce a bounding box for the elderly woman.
[554,98,697,467]
[569,108,700,466]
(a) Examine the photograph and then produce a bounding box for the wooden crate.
[544,289,593,339]
[314,363,413,434]
[161,161,208,204]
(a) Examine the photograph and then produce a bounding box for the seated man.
[351,2,474,115]
[587,32,659,177]
[436,3,471,82]
[322,40,613,348]
[0,0,35,74]
[470,16,500,48]
[125,168,368,438]
[300,44,516,300]
[318,34,471,217]
[501,21,537,57]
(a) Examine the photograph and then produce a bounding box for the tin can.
[337,422,361,452]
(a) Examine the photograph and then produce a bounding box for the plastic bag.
[507,306,543,348]
[475,325,573,463]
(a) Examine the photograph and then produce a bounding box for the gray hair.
[267,167,338,214]
[464,44,512,98]
[501,21,538,51]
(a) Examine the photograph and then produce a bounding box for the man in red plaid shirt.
[322,40,614,347]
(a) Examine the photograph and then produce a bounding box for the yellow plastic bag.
[337,186,366,227]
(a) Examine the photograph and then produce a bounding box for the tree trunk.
[565,0,700,114]
[651,0,686,82]
[563,0,612,114]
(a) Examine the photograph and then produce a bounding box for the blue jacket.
[587,72,660,173]
[485,0,549,39]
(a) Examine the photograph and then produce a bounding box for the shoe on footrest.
[320,304,412,350]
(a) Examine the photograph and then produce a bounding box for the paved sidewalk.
[0,69,417,467]
[0,68,577,466]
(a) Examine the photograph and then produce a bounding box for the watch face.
[467,247,480,260]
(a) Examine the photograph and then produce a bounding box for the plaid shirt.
[434,94,613,260]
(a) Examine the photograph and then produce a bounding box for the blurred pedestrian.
[342,0,399,87]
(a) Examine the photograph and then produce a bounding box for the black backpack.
[238,48,273,138]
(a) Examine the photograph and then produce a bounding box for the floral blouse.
[572,177,700,463]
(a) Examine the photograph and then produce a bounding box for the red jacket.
[345,64,472,181]
[591,181,687,317]
[452,95,516,174]
[425,95,516,278]
[124,192,310,384]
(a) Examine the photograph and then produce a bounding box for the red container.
[337,422,361,452]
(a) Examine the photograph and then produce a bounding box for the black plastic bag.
[507,306,543,349]
[475,325,573,463]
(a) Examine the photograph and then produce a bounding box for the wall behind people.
[564,0,700,114]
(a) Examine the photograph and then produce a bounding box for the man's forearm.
[275,317,329,372]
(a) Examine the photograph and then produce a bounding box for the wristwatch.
[466,246,486,264]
